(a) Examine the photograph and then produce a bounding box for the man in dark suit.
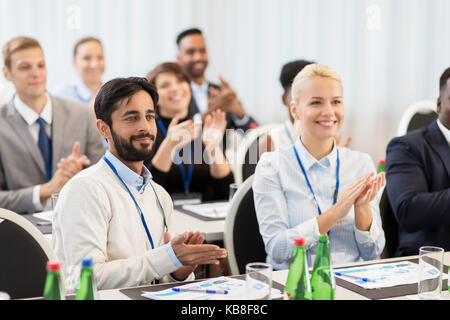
[176,28,257,132]
[386,67,450,256]
[0,36,105,214]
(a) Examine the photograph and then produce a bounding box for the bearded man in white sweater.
[52,77,227,292]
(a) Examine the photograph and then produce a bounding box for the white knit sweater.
[52,159,194,292]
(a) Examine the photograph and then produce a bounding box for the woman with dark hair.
[145,62,234,202]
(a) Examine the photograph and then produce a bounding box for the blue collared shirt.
[104,150,152,193]
[53,80,95,104]
[104,151,183,269]
[253,138,385,269]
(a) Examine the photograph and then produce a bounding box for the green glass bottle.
[284,237,312,300]
[43,261,65,300]
[377,159,385,173]
[75,258,98,300]
[311,234,335,300]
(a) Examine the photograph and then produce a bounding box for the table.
[23,208,226,243]
[172,209,225,243]
[96,252,450,300]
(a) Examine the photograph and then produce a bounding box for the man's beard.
[110,128,155,162]
[186,61,207,78]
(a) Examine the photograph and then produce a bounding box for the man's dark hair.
[176,28,203,46]
[279,59,315,91]
[439,67,450,92]
[94,77,159,127]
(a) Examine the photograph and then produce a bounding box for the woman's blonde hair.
[291,63,342,105]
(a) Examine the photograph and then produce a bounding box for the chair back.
[397,100,438,136]
[224,175,267,275]
[233,123,282,185]
[379,188,399,258]
[0,208,60,299]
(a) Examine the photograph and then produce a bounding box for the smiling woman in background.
[253,63,386,269]
[54,36,105,107]
[145,62,234,202]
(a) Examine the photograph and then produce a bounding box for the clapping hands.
[354,172,386,207]
[40,141,91,203]
[335,171,386,218]
[207,76,245,119]
[165,116,201,149]
[166,231,227,281]
[202,109,227,149]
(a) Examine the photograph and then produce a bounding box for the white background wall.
[1,0,449,164]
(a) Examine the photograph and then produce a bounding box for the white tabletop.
[172,209,225,243]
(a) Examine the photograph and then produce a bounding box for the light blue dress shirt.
[104,150,183,269]
[53,80,94,104]
[253,138,385,270]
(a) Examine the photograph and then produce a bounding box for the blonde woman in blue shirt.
[253,64,386,269]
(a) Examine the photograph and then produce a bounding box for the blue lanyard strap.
[156,118,194,193]
[293,145,340,216]
[103,155,168,249]
[74,84,92,104]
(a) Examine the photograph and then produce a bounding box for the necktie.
[37,117,52,181]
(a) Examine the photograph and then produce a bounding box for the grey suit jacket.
[0,94,105,214]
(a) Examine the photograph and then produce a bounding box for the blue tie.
[37,117,52,181]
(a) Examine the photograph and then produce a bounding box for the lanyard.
[74,84,92,104]
[156,118,194,194]
[293,145,340,216]
[103,155,168,249]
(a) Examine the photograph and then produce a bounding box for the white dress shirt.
[437,119,450,145]
[253,138,385,269]
[190,81,209,113]
[13,93,52,211]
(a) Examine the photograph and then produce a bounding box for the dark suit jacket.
[385,120,450,256]
[188,81,257,132]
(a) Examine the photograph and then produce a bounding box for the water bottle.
[75,257,98,300]
[43,261,65,300]
[284,237,312,300]
[377,159,385,173]
[311,234,335,300]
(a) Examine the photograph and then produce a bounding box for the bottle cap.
[294,237,306,246]
[46,261,61,271]
[378,159,385,164]
[319,235,329,243]
[81,257,93,267]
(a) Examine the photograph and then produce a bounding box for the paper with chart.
[33,210,53,222]
[141,276,282,300]
[334,261,448,289]
[181,202,229,219]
